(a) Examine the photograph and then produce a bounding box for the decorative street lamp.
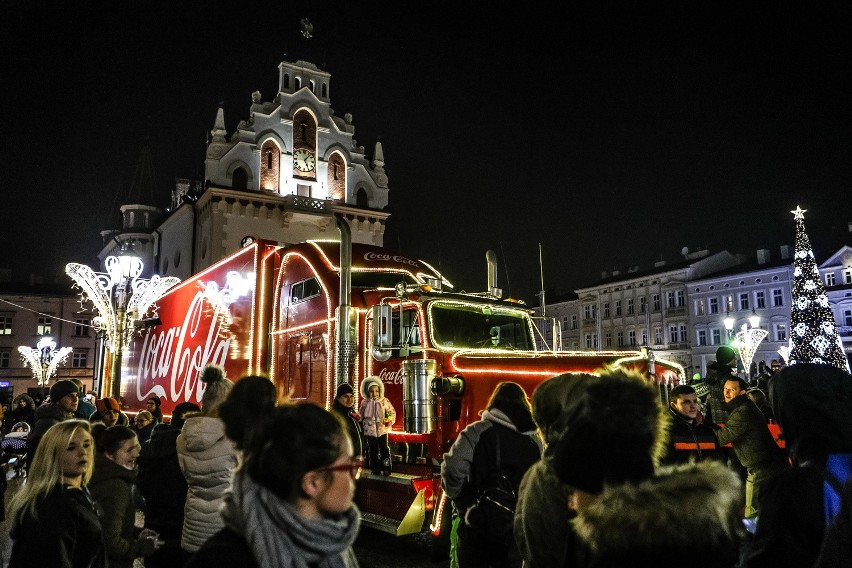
[65,242,180,400]
[723,311,736,341]
[735,309,768,382]
[18,336,72,399]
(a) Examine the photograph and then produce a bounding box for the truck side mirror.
[371,304,392,361]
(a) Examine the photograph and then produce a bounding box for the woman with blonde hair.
[6,419,106,567]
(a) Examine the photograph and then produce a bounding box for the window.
[679,324,687,343]
[584,333,598,349]
[615,301,622,316]
[669,325,678,343]
[616,331,624,347]
[726,295,734,313]
[826,272,836,286]
[72,351,88,368]
[652,294,661,311]
[755,291,766,309]
[666,292,676,308]
[628,330,636,346]
[0,315,12,335]
[571,341,579,350]
[844,309,852,327]
[291,278,321,303]
[654,326,662,345]
[709,297,719,314]
[561,316,568,329]
[603,303,610,318]
[775,323,788,342]
[739,293,750,311]
[696,300,705,316]
[627,298,634,315]
[571,315,577,330]
[74,318,90,337]
[772,289,784,307]
[37,317,52,335]
[844,269,852,285]
[711,328,721,345]
[697,329,707,346]
[677,291,686,307]
[604,331,612,347]
[641,328,648,345]
[0,350,8,368]
[639,297,646,313]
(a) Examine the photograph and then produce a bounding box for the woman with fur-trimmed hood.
[359,376,396,475]
[553,367,746,567]
[7,393,36,430]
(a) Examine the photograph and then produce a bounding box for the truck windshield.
[429,301,533,350]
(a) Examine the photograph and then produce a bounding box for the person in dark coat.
[90,425,159,568]
[748,363,852,568]
[747,388,775,424]
[137,402,200,568]
[716,376,789,518]
[704,345,738,425]
[331,382,364,459]
[7,419,106,568]
[146,396,164,424]
[7,393,35,430]
[442,381,543,568]
[27,380,79,472]
[72,378,97,420]
[514,372,595,568]
[661,384,724,465]
[89,397,131,427]
[133,410,157,443]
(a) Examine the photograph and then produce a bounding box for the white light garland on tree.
[787,206,851,372]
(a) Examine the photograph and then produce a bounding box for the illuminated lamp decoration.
[66,242,181,398]
[18,336,73,398]
[735,323,768,381]
[787,206,850,372]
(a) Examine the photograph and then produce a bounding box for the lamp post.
[65,242,180,400]
[735,309,768,382]
[18,336,72,399]
[723,312,736,342]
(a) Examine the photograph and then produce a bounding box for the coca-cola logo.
[363,251,419,267]
[135,291,230,404]
[378,367,404,384]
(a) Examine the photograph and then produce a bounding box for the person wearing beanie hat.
[704,344,740,426]
[90,397,130,428]
[26,380,80,472]
[70,378,97,420]
[515,373,596,568]
[332,382,364,459]
[177,365,238,556]
[146,395,164,424]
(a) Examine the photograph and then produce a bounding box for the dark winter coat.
[75,397,97,421]
[7,394,36,430]
[704,361,735,424]
[716,395,786,470]
[135,420,156,443]
[90,452,143,568]
[8,484,107,568]
[661,407,724,465]
[27,402,73,469]
[331,399,364,458]
[137,423,187,539]
[568,460,745,568]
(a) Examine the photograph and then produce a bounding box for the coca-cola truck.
[119,218,684,543]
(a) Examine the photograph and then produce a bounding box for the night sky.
[3,2,852,304]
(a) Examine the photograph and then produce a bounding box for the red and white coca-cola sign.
[121,246,260,415]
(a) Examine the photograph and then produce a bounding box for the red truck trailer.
[118,220,684,543]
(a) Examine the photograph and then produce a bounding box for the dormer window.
[282,74,290,90]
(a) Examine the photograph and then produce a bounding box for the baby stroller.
[2,421,30,479]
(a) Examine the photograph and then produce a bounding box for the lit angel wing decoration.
[18,338,72,386]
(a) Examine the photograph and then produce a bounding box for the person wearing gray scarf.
[186,401,361,568]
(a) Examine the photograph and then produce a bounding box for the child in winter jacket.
[359,376,396,475]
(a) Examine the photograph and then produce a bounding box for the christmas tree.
[788,206,851,372]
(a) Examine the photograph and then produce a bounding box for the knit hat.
[715,346,738,366]
[532,372,596,448]
[336,382,355,399]
[147,395,161,408]
[96,397,120,414]
[200,364,233,412]
[553,368,669,494]
[50,380,79,402]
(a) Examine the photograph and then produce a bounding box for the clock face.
[293,148,315,172]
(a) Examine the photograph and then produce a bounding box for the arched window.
[260,141,280,191]
[232,168,248,190]
[356,188,369,208]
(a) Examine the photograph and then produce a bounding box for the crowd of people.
[0,352,850,568]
